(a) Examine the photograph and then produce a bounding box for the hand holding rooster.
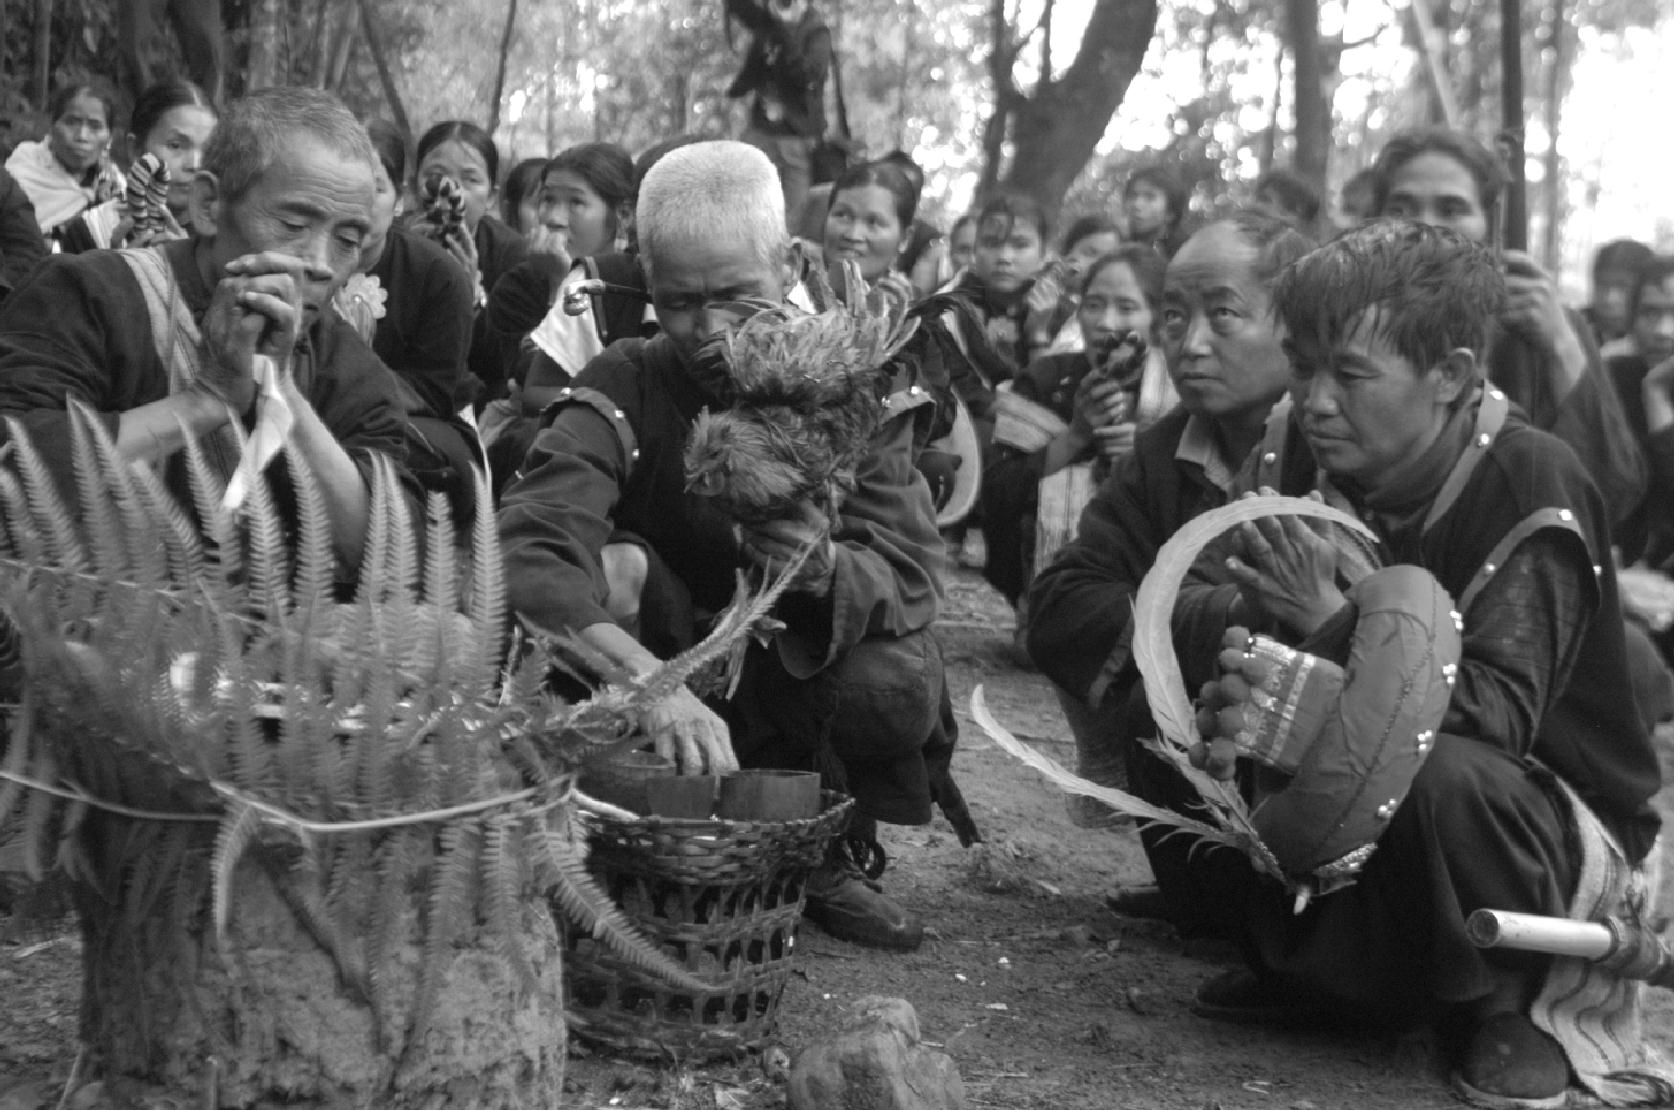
[740,501,838,596]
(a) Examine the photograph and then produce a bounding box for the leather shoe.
[803,859,925,951]
[1451,1013,1570,1109]
[1190,967,1334,1027]
[1104,882,1173,922]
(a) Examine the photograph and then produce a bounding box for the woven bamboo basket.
[563,790,854,1059]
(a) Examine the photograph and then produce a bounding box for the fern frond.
[466,470,504,689]
[122,441,210,588]
[283,440,334,615]
[366,827,418,1050]
[420,493,456,683]
[404,820,481,1067]
[211,802,262,947]
[180,422,242,587]
[482,815,534,999]
[0,468,47,565]
[67,402,127,585]
[4,416,88,577]
[241,445,291,620]
[540,823,716,993]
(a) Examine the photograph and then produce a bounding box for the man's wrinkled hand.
[1223,489,1345,637]
[741,501,837,595]
[200,252,321,411]
[640,687,738,775]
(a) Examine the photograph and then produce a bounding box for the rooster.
[683,262,919,526]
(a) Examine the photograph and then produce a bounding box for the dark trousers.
[1118,682,1577,1023]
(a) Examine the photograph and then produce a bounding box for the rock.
[787,996,965,1110]
[0,1080,51,1110]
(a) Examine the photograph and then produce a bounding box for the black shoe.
[1190,968,1334,1027]
[1451,1013,1570,1109]
[802,856,925,951]
[1103,883,1173,922]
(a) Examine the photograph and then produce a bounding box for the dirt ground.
[0,565,1672,1110]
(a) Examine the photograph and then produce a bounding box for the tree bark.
[487,0,520,136]
[359,0,412,151]
[32,0,51,113]
[1540,0,1569,275]
[246,0,287,92]
[1498,0,1526,250]
[1284,0,1328,207]
[72,807,566,1108]
[997,0,1159,223]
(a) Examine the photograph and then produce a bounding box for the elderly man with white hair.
[499,140,952,951]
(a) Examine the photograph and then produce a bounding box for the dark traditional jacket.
[498,333,944,679]
[0,238,416,539]
[1254,388,1662,860]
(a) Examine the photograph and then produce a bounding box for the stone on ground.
[787,995,964,1110]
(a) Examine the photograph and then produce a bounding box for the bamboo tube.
[1467,909,1672,986]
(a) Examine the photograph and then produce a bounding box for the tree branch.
[487,0,519,135]
[1038,0,1057,90]
[358,0,410,148]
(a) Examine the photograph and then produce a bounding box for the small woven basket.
[563,790,854,1060]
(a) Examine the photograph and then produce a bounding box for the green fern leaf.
[211,802,262,948]
[241,447,292,621]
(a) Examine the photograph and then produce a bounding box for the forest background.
[0,0,1671,300]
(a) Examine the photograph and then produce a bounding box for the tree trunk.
[245,0,287,93]
[487,0,519,136]
[72,808,566,1108]
[32,0,51,113]
[325,4,359,94]
[359,0,411,149]
[1284,0,1328,207]
[1540,0,1568,276]
[1260,36,1284,174]
[1498,0,1526,250]
[998,0,1159,223]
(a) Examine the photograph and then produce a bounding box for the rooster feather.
[684,261,919,525]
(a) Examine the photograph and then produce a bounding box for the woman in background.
[58,81,215,254]
[7,82,124,242]
[413,120,530,404]
[501,156,548,236]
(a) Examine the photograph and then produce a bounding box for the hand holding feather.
[1222,490,1348,638]
[740,501,836,596]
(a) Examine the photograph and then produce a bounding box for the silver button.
[1376,799,1398,819]
[1477,433,1491,447]
[1558,509,1573,522]
[1449,610,1463,632]
[630,449,640,461]
[613,408,625,420]
[1483,563,1497,575]
[1262,451,1277,465]
[1592,564,1603,577]
[1490,388,1505,400]
[909,385,922,395]
[560,387,573,397]
[1417,729,1434,753]
[1442,663,1458,680]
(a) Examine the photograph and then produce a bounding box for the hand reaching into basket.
[640,687,740,775]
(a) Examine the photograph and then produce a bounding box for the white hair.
[636,140,788,274]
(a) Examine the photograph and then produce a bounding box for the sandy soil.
[0,566,1671,1109]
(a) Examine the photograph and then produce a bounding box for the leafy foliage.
[0,401,756,1062]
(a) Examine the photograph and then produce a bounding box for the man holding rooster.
[499,140,959,951]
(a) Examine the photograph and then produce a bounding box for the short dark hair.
[49,81,118,128]
[501,156,547,226]
[1081,242,1167,312]
[829,160,918,233]
[1255,168,1321,225]
[204,88,375,204]
[1123,166,1188,231]
[545,142,636,212]
[1630,255,1674,315]
[364,118,407,186]
[1369,127,1509,231]
[415,119,500,185]
[129,80,213,150]
[1272,219,1507,374]
[975,191,1049,249]
[633,134,706,195]
[1592,238,1656,283]
[1221,207,1317,286]
[1061,214,1123,255]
